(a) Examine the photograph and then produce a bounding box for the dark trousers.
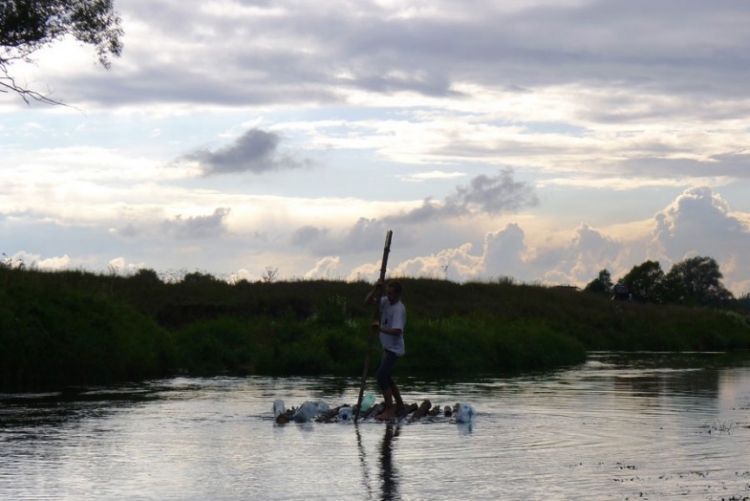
[376,350,399,391]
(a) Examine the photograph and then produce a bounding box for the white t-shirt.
[379,296,406,356]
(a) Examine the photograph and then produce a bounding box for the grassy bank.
[1,267,749,391]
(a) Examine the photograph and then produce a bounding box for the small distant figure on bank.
[365,279,406,421]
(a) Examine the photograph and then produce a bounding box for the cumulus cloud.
[161,208,230,240]
[390,243,481,281]
[653,187,748,258]
[290,169,537,255]
[650,186,750,292]
[382,186,750,295]
[181,129,313,176]
[476,221,630,286]
[5,251,74,271]
[107,257,147,275]
[304,256,341,279]
[480,223,528,279]
[374,220,629,287]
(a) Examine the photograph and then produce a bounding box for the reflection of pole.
[355,423,374,500]
[380,424,400,501]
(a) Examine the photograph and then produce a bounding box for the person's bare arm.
[364,280,384,304]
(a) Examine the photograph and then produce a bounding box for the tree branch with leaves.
[0,0,123,105]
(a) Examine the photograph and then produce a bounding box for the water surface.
[2,352,750,500]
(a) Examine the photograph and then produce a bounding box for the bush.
[0,284,170,391]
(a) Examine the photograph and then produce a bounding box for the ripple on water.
[2,354,750,500]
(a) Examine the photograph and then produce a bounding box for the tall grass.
[0,282,171,390]
[1,265,749,391]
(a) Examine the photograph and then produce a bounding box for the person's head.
[386,280,402,304]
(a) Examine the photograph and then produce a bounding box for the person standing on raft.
[365,279,406,421]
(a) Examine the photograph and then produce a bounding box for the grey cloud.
[395,169,538,225]
[288,218,385,256]
[53,0,750,112]
[161,208,230,240]
[290,225,329,246]
[447,170,539,215]
[291,169,537,255]
[621,155,750,180]
[181,129,312,176]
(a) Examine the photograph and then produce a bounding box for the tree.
[261,266,279,283]
[132,268,162,284]
[182,271,218,284]
[1,0,122,104]
[584,268,613,295]
[663,256,733,306]
[620,260,665,303]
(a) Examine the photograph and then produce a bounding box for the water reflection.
[355,423,401,501]
[355,424,374,500]
[2,354,750,501]
[379,424,400,501]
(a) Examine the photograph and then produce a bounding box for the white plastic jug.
[338,406,353,421]
[273,399,285,417]
[292,401,319,423]
[456,403,475,424]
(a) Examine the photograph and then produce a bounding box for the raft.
[274,399,474,425]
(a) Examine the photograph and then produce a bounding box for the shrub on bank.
[0,284,171,391]
[1,266,749,391]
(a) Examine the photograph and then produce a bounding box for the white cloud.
[8,251,74,271]
[650,186,750,292]
[398,170,466,182]
[3,0,750,300]
[304,256,341,279]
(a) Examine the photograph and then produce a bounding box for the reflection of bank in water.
[273,398,475,425]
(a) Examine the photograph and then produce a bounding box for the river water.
[2,352,750,501]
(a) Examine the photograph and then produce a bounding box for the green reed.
[1,265,749,391]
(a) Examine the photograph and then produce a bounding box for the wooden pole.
[354,230,393,423]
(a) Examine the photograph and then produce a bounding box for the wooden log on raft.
[409,400,432,422]
[275,408,294,424]
[316,405,344,423]
[398,402,418,418]
[367,402,386,419]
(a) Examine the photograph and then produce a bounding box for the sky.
[2,0,750,295]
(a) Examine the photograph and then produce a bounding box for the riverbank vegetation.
[1,264,749,391]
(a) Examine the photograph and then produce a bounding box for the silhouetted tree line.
[584,255,739,308]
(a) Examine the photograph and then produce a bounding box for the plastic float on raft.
[273,399,285,418]
[360,393,376,412]
[338,406,353,421]
[274,399,476,425]
[291,400,330,423]
[455,403,475,424]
